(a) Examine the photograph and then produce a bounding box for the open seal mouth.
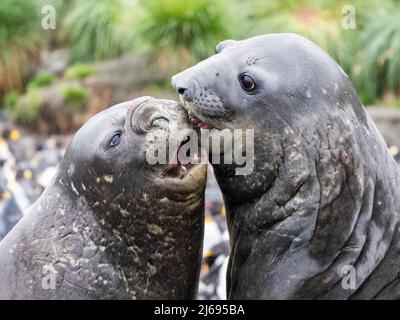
[165,136,200,179]
[179,95,215,130]
[188,110,212,129]
[156,132,207,195]
[187,107,222,140]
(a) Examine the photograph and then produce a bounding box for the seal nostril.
[175,85,193,102]
[177,87,187,95]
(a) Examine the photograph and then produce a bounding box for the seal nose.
[177,87,188,95]
[171,75,193,102]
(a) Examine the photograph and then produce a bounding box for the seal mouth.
[188,110,213,129]
[164,137,200,179]
[179,95,217,130]
[165,162,196,179]
[156,138,207,196]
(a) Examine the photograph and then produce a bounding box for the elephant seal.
[172,33,400,299]
[0,97,207,299]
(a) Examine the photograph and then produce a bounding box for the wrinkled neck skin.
[214,97,400,300]
[12,167,204,300]
[67,172,203,300]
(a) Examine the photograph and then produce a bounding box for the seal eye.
[239,74,256,92]
[109,132,122,147]
[151,116,168,127]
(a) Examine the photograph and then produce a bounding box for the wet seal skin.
[172,33,400,299]
[0,97,207,299]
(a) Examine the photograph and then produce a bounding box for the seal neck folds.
[221,113,400,299]
[51,159,205,299]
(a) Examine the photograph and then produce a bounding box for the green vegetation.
[0,0,42,98]
[28,72,56,88]
[352,4,400,105]
[61,0,139,62]
[61,85,89,105]
[3,91,21,109]
[11,88,43,124]
[139,0,232,63]
[64,64,95,79]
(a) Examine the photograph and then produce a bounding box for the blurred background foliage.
[1,0,400,127]
[61,0,139,62]
[0,0,43,97]
[138,0,233,67]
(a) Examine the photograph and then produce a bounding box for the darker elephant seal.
[0,97,207,299]
[172,33,400,299]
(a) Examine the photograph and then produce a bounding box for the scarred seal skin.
[0,97,207,300]
[172,33,400,299]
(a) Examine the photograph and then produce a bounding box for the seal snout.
[171,74,194,102]
[172,70,227,131]
[172,75,209,128]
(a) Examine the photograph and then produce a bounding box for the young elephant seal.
[172,33,400,299]
[0,97,207,299]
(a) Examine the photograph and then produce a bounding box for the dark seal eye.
[109,132,122,147]
[239,74,256,92]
